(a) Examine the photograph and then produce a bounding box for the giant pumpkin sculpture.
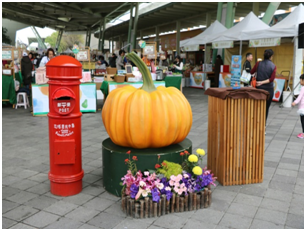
[102,52,192,149]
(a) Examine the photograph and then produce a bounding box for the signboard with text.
[230,55,242,87]
[212,41,234,49]
[249,38,281,47]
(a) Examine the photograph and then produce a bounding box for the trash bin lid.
[204,87,270,100]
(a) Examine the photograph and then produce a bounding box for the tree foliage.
[44,31,84,53]
[2,27,12,45]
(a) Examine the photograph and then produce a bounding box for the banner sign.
[249,38,281,47]
[272,78,286,102]
[219,73,232,88]
[230,55,242,87]
[182,45,199,52]
[32,83,96,115]
[190,72,204,89]
[2,50,12,60]
[76,50,89,61]
[212,41,234,49]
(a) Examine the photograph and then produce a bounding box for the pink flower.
[169,180,175,186]
[165,186,171,191]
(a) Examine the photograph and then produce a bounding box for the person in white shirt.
[173,56,184,74]
[39,48,55,67]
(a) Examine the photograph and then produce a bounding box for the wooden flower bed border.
[121,187,212,219]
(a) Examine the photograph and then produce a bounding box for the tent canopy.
[207,11,270,43]
[241,3,304,40]
[180,20,227,47]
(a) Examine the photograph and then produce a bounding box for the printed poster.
[230,55,242,87]
[79,83,96,112]
[272,78,286,102]
[219,73,232,88]
[190,72,204,89]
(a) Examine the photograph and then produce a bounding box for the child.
[292,74,304,139]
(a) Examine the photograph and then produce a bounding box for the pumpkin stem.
[126,52,157,93]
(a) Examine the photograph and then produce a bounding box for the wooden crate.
[207,96,266,186]
[121,187,212,219]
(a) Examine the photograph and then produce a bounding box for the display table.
[100,81,166,100]
[164,75,182,91]
[205,87,269,186]
[2,74,17,105]
[102,138,192,196]
[31,83,96,116]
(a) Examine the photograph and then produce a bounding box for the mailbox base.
[102,138,192,197]
[49,170,84,197]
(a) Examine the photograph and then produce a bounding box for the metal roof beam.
[40,2,95,17]
[62,3,102,17]
[2,14,45,28]
[3,3,88,29]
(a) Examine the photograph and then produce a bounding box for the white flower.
[139,181,146,187]
[142,190,148,197]
[144,171,149,176]
[165,186,171,191]
[157,183,164,190]
[146,188,151,193]
[183,174,189,178]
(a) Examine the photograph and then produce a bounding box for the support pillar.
[252,3,260,17]
[85,29,91,47]
[55,29,63,52]
[30,26,47,49]
[101,17,107,53]
[225,2,234,29]
[119,36,123,50]
[127,4,134,52]
[155,27,160,52]
[140,31,143,40]
[132,2,139,51]
[262,2,280,25]
[206,13,211,27]
[213,2,223,65]
[176,21,181,56]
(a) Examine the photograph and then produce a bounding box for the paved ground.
[2,87,304,229]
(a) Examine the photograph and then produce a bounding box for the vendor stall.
[31,83,96,116]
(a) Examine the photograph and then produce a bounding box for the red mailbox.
[46,56,84,196]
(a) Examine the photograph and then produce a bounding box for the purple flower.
[130,184,139,199]
[151,188,160,202]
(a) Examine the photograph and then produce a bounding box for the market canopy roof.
[241,3,304,40]
[207,12,270,43]
[180,21,227,47]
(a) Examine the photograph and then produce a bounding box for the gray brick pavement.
[2,87,304,229]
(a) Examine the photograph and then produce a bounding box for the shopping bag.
[240,70,251,83]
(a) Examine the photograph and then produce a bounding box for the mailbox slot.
[52,88,76,115]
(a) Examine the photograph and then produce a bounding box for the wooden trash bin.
[205,88,269,186]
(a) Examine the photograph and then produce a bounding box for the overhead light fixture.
[58,17,71,22]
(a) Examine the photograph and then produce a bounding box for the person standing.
[109,53,117,68]
[39,48,55,67]
[292,74,304,139]
[214,55,223,87]
[21,51,33,96]
[172,56,184,74]
[250,49,276,123]
[242,53,253,86]
[116,50,125,70]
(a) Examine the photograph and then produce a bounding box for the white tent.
[180,20,227,47]
[207,12,270,43]
[63,48,73,54]
[241,3,304,40]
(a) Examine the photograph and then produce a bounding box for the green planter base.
[102,138,192,197]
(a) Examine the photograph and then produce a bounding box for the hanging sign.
[72,44,80,54]
[182,45,199,52]
[249,38,281,47]
[212,41,234,49]
[2,50,12,60]
[143,44,155,55]
[76,50,89,61]
[180,53,186,59]
[138,40,146,49]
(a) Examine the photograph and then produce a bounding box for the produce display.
[102,52,193,149]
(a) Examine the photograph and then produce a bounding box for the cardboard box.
[106,67,117,75]
[125,73,134,82]
[105,74,114,82]
[95,82,102,90]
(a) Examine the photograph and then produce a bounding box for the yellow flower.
[196,148,205,156]
[192,166,203,175]
[188,154,198,163]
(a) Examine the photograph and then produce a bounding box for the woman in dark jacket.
[250,49,276,122]
[214,55,223,87]
[109,53,117,68]
[21,52,33,95]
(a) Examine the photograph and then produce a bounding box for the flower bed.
[120,149,216,218]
